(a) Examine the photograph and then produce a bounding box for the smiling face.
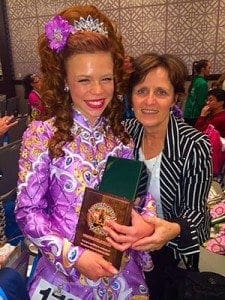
[132,66,176,132]
[65,51,114,124]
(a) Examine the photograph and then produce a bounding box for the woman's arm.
[167,137,212,255]
[195,104,211,132]
[195,116,210,132]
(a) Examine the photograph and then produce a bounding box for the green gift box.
[99,156,147,201]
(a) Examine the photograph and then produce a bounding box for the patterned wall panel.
[7,0,37,18]
[5,0,225,79]
[166,0,219,72]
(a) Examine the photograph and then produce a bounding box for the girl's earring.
[64,85,69,92]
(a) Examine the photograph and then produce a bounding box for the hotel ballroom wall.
[5,0,225,79]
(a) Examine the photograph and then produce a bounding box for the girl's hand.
[75,250,118,281]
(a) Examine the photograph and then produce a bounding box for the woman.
[104,53,212,300]
[195,88,225,137]
[195,88,225,176]
[23,73,44,118]
[184,59,211,126]
[15,5,155,299]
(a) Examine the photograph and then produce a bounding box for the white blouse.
[139,149,164,218]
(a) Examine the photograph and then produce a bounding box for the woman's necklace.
[141,133,162,175]
[142,133,159,159]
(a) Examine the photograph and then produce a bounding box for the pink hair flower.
[45,15,75,53]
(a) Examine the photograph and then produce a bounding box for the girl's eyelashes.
[77,78,90,83]
[76,76,114,84]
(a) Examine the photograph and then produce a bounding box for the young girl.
[15,5,155,299]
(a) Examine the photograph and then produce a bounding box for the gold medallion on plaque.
[87,202,117,236]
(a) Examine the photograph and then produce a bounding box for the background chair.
[7,116,28,143]
[0,139,21,201]
[0,136,3,147]
[0,96,6,117]
[0,140,22,246]
[6,97,19,117]
[19,98,30,116]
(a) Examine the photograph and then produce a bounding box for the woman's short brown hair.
[128,52,188,99]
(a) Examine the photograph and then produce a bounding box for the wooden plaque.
[74,187,133,269]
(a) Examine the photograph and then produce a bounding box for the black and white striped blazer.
[125,114,212,256]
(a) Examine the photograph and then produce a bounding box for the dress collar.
[72,109,107,132]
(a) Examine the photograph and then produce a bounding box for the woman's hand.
[75,250,118,281]
[132,216,181,251]
[200,105,211,117]
[0,116,18,136]
[104,209,155,252]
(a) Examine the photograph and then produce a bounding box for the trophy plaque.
[74,187,133,269]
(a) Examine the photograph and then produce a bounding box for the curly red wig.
[38,5,130,158]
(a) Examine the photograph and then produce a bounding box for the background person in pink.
[23,73,44,118]
[195,88,225,138]
[195,88,225,177]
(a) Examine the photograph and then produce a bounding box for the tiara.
[45,15,108,53]
[74,15,108,36]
